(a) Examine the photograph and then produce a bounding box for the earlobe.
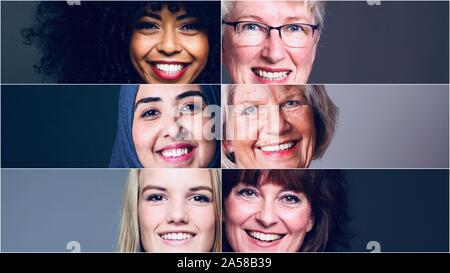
[306,217,314,232]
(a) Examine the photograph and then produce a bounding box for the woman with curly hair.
[22,1,221,83]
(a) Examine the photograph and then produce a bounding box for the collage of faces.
[1,1,449,253]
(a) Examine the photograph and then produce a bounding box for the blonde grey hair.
[222,0,326,27]
[117,169,222,252]
[221,85,338,168]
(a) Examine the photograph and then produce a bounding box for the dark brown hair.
[222,169,350,252]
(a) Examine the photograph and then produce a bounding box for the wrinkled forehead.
[225,1,314,24]
[229,85,306,105]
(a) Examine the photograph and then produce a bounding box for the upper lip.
[155,143,197,153]
[252,66,292,73]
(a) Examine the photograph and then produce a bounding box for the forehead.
[230,85,305,104]
[139,169,211,190]
[227,1,313,23]
[135,84,202,101]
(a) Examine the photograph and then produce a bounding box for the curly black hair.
[21,1,221,83]
[222,169,352,252]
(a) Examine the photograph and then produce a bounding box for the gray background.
[311,84,449,168]
[1,169,448,252]
[221,0,449,84]
[1,1,448,83]
[1,169,127,252]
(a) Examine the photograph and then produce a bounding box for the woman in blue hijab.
[110,85,220,168]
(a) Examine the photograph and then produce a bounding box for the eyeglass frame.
[222,20,320,46]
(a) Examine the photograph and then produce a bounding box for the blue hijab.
[110,85,221,168]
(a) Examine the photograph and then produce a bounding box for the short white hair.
[222,0,326,27]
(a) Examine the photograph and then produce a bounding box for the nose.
[162,115,185,140]
[255,199,278,227]
[156,29,183,55]
[260,105,291,136]
[166,200,189,224]
[260,30,286,63]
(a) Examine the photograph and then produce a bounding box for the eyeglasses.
[222,20,319,48]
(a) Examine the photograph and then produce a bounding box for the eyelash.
[237,187,258,198]
[180,103,202,114]
[135,21,202,35]
[190,194,211,203]
[140,108,161,119]
[280,194,301,204]
[146,194,166,202]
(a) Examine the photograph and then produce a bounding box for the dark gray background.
[2,84,448,168]
[1,169,448,252]
[221,1,449,84]
[1,1,448,83]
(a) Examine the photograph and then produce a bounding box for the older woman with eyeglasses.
[222,0,324,84]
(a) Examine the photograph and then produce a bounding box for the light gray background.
[310,85,449,168]
[1,169,127,252]
[2,169,448,252]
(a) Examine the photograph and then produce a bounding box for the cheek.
[231,117,258,141]
[289,47,315,68]
[194,205,216,240]
[139,204,164,239]
[130,34,155,59]
[225,196,254,226]
[282,207,312,233]
[132,122,158,152]
[184,35,209,65]
[294,111,315,136]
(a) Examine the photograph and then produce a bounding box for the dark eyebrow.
[134,97,162,111]
[176,14,194,21]
[141,185,167,195]
[175,90,205,101]
[190,186,213,193]
[141,11,162,20]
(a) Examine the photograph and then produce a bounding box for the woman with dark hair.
[222,169,350,252]
[22,1,221,83]
[110,84,221,168]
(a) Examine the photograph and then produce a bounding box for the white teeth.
[155,64,184,74]
[249,231,283,242]
[260,142,294,152]
[160,232,194,240]
[254,69,289,81]
[161,148,189,158]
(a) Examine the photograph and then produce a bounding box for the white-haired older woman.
[222,0,325,84]
[222,85,337,168]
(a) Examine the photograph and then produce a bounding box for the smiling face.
[222,1,319,84]
[224,85,316,168]
[132,84,216,168]
[225,182,313,252]
[130,3,209,83]
[138,169,216,252]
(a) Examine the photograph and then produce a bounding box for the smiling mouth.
[257,141,298,154]
[246,230,285,242]
[150,62,191,80]
[156,144,196,162]
[159,232,196,241]
[252,67,291,81]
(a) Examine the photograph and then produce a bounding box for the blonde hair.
[117,169,222,252]
[221,85,338,168]
[222,0,326,27]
